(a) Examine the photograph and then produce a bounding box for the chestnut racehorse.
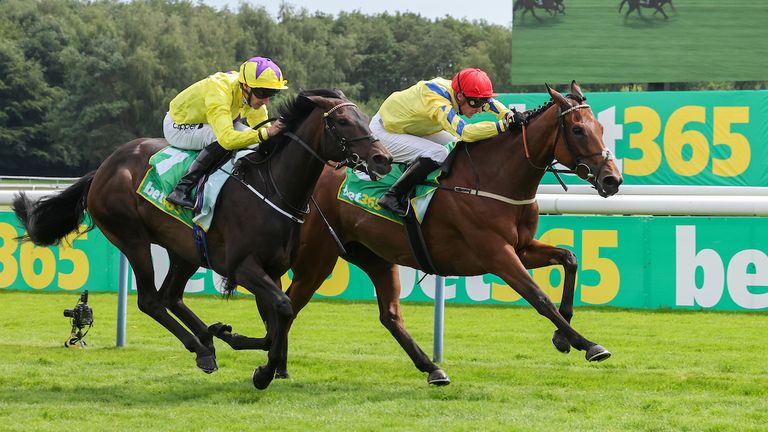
[13,89,392,390]
[211,81,623,386]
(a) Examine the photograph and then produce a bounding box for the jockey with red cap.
[164,57,289,209]
[371,68,525,217]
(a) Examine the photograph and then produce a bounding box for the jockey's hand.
[504,109,527,128]
[265,118,286,138]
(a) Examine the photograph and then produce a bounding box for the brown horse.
[211,81,623,385]
[12,89,392,390]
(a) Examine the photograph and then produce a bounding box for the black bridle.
[284,101,379,172]
[229,100,380,222]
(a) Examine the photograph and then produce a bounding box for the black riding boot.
[378,157,442,217]
[166,141,230,209]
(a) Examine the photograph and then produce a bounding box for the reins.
[430,94,611,206]
[520,96,612,192]
[225,100,375,223]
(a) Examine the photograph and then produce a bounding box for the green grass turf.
[1,291,767,431]
[511,0,768,84]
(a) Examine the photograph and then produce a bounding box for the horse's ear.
[570,80,585,100]
[546,83,569,108]
[334,88,347,99]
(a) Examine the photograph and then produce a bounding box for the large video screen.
[511,0,768,84]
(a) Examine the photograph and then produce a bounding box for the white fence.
[3,180,768,216]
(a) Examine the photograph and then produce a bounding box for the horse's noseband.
[322,102,378,170]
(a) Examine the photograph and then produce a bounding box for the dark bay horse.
[619,0,674,19]
[514,0,566,20]
[13,89,392,390]
[212,82,623,385]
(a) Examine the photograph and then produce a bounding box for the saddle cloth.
[137,147,251,231]
[338,140,458,223]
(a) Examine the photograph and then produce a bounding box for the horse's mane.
[252,89,346,157]
[521,93,585,123]
[276,88,346,131]
[522,99,555,123]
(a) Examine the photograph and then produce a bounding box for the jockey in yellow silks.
[371,68,525,217]
[164,57,289,209]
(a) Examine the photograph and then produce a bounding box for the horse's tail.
[12,171,96,246]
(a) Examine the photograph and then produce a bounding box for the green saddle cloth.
[337,142,456,223]
[137,147,247,231]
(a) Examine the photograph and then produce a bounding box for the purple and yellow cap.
[238,57,288,90]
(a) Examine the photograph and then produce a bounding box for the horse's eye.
[336,118,350,126]
[572,126,584,135]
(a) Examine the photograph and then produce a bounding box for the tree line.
[2,0,763,175]
[0,0,511,175]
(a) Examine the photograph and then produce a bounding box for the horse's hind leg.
[519,239,578,354]
[158,251,218,371]
[345,243,450,386]
[103,233,217,372]
[208,296,271,351]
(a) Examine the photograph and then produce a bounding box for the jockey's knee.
[422,147,449,165]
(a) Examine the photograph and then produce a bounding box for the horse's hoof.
[208,322,232,337]
[585,344,611,362]
[252,366,274,390]
[196,353,218,373]
[275,370,290,380]
[552,331,571,354]
[427,369,451,386]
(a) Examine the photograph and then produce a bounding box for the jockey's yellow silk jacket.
[169,71,270,150]
[378,77,510,142]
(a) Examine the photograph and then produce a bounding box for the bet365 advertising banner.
[494,89,768,187]
[2,212,766,311]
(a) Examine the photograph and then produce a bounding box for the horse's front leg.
[485,242,610,362]
[235,262,294,390]
[518,239,578,355]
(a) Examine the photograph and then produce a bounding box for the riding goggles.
[251,88,281,99]
[465,96,490,109]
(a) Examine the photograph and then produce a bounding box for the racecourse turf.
[1,291,766,431]
[511,0,768,84]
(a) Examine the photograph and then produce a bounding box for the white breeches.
[370,112,454,165]
[162,112,250,150]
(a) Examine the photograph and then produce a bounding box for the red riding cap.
[451,68,494,98]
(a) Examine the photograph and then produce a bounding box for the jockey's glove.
[504,108,527,128]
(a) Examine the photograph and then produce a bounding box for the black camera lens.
[64,309,75,318]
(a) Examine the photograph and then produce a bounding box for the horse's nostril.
[372,154,392,166]
[602,175,622,194]
[604,176,621,187]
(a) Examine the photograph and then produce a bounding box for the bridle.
[284,101,379,172]
[521,95,614,189]
[229,99,380,223]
